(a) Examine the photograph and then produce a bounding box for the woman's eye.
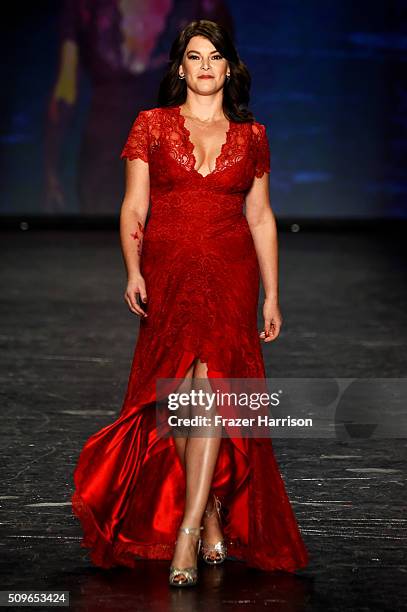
[187,54,223,60]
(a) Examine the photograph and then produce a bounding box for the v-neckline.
[174,104,232,179]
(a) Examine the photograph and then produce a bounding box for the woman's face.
[179,35,229,96]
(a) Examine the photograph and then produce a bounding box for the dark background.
[1,1,406,220]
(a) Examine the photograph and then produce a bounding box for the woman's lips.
[198,75,214,79]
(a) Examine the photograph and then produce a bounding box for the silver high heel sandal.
[201,493,227,565]
[169,525,204,587]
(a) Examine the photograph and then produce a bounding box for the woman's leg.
[170,358,223,575]
[171,358,195,467]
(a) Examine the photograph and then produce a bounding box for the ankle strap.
[179,526,204,536]
[204,494,222,518]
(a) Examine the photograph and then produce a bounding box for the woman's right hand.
[124,274,148,318]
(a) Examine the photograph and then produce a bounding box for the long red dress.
[71,104,308,572]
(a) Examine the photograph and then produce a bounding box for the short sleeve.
[253,123,271,178]
[120,110,150,163]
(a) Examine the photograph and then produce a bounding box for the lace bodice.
[119,105,271,245]
[120,105,270,181]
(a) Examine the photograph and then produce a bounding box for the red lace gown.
[71,105,308,572]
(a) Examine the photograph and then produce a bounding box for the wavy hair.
[157,19,254,123]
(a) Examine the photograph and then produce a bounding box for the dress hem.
[71,489,308,573]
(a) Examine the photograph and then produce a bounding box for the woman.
[43,0,234,214]
[71,19,308,587]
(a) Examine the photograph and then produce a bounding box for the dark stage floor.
[0,228,406,611]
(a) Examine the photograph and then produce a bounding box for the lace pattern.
[120,105,271,181]
[120,110,150,163]
[251,122,271,178]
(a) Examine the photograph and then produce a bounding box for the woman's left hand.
[259,298,283,342]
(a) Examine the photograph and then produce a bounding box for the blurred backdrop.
[1,0,405,219]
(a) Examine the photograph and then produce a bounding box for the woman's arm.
[245,174,283,342]
[120,157,150,318]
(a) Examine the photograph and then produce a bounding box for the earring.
[178,74,185,79]
[226,74,230,79]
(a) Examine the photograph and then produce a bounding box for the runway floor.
[0,228,406,611]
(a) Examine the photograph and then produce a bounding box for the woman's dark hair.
[157,19,254,123]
